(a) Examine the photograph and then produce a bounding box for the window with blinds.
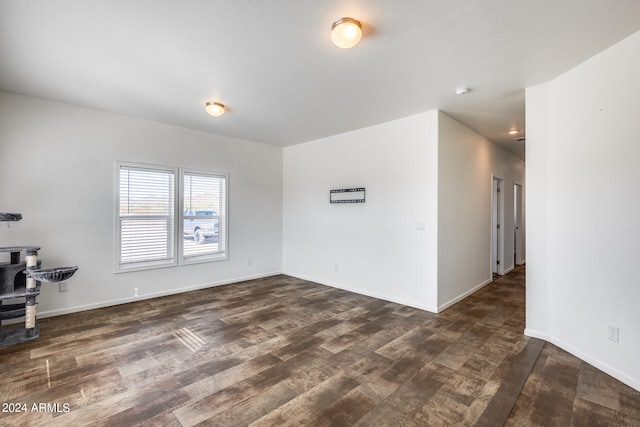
[116,162,228,272]
[117,164,177,270]
[181,170,227,263]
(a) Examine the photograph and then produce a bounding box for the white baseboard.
[282,271,439,313]
[437,277,493,312]
[32,271,283,320]
[525,328,640,392]
[503,266,514,274]
[524,328,550,342]
[282,273,498,315]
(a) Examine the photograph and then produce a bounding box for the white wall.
[0,92,283,317]
[283,111,439,312]
[526,30,640,390]
[437,112,525,310]
[525,84,550,337]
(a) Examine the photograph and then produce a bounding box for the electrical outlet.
[334,264,339,272]
[59,282,68,292]
[247,258,252,266]
[608,325,619,343]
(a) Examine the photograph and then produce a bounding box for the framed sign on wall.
[330,188,365,204]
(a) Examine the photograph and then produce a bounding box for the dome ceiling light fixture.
[205,102,225,117]
[331,17,362,49]
[508,129,520,135]
[455,87,471,95]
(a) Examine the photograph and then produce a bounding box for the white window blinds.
[118,164,176,269]
[116,162,228,272]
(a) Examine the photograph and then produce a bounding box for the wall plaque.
[330,188,365,203]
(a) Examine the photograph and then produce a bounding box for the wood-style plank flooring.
[0,266,638,426]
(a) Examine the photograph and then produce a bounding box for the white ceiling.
[2,1,640,160]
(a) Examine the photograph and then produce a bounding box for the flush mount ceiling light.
[508,129,520,135]
[331,17,362,49]
[455,87,470,96]
[205,102,225,117]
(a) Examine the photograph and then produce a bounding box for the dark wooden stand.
[0,246,42,347]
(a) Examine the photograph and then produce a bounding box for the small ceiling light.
[205,102,225,117]
[331,17,362,49]
[455,87,470,96]
[508,129,520,135]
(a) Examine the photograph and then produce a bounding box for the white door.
[514,183,523,265]
[492,177,503,274]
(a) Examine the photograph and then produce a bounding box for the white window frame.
[115,162,179,273]
[179,168,229,265]
[115,162,229,273]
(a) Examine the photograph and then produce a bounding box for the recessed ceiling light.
[508,129,519,135]
[455,87,470,95]
[331,17,362,49]
[205,102,225,117]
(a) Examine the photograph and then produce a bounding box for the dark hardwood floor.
[1,266,638,426]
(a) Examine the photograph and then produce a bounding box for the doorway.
[492,176,503,275]
[514,183,523,265]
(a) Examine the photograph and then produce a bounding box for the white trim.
[283,271,439,313]
[490,174,505,276]
[114,259,178,274]
[115,161,179,273]
[438,277,493,312]
[524,328,640,392]
[503,266,514,275]
[513,181,524,266]
[179,168,229,265]
[115,162,231,273]
[180,252,228,266]
[31,271,282,320]
[523,328,550,341]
